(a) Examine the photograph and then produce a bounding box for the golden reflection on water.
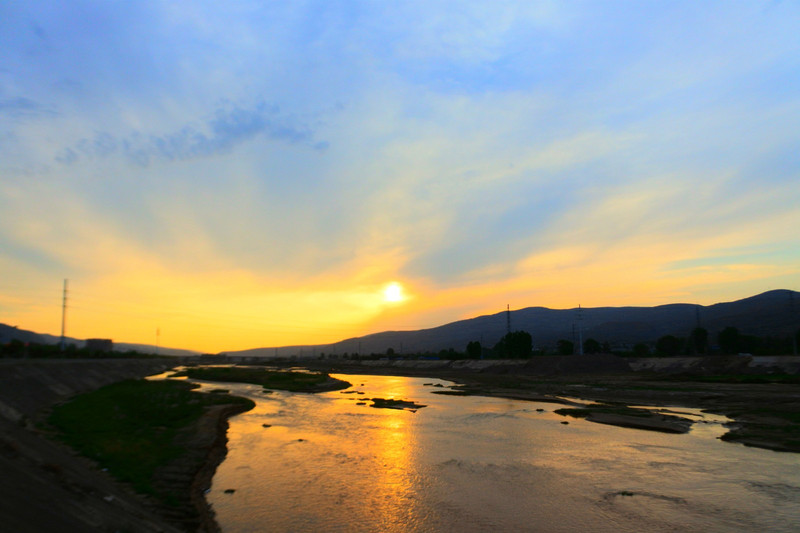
[358,376,422,531]
[368,375,414,399]
[206,374,800,533]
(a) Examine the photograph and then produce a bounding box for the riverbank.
[2,357,798,532]
[0,359,185,532]
[448,373,800,452]
[0,359,260,532]
[0,360,351,532]
[297,358,800,453]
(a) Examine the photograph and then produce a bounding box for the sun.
[383,282,405,303]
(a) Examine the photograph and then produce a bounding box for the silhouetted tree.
[2,339,25,357]
[556,339,574,356]
[466,341,482,359]
[493,331,533,358]
[439,348,459,359]
[656,335,681,356]
[583,338,601,354]
[718,326,740,354]
[690,327,709,355]
[633,343,650,356]
[738,334,761,354]
[795,328,800,355]
[386,347,395,356]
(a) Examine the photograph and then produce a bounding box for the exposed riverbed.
[204,374,800,532]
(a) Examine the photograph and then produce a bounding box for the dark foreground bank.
[0,359,185,532]
[0,360,349,532]
[2,357,798,533]
[48,379,256,531]
[0,359,257,532]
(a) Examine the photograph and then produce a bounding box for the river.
[201,374,799,532]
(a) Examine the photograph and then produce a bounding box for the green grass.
[48,379,254,502]
[173,366,335,391]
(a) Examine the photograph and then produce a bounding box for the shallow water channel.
[197,374,799,532]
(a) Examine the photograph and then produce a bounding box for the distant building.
[85,338,113,354]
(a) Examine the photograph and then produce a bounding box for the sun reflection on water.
[347,375,426,531]
[206,374,800,533]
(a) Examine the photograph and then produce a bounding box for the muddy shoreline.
[298,360,800,453]
[187,403,254,533]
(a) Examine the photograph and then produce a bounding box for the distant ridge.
[5,290,797,358]
[0,324,199,357]
[227,290,800,357]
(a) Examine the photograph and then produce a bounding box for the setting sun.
[383,282,405,303]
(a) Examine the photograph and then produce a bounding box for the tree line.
[0,340,161,359]
[326,326,800,360]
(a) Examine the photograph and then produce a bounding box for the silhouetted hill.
[228,290,800,357]
[0,324,198,357]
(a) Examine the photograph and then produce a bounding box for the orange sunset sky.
[2,1,799,353]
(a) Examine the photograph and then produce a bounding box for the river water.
[201,374,799,532]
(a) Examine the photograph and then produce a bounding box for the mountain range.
[226,289,800,357]
[3,290,798,358]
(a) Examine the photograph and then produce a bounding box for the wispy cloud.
[54,101,325,166]
[0,97,56,118]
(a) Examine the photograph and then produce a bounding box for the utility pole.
[60,279,68,351]
[506,304,511,335]
[791,292,797,356]
[577,305,584,355]
[156,327,160,356]
[571,323,576,354]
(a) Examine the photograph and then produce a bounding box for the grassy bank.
[48,379,255,506]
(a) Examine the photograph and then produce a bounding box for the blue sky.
[1,1,799,352]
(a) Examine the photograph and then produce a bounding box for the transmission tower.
[60,279,68,351]
[792,291,797,356]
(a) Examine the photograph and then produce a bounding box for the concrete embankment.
[0,358,184,533]
[627,355,800,375]
[0,358,178,422]
[257,354,800,376]
[247,354,635,375]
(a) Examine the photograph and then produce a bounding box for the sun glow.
[383,282,405,303]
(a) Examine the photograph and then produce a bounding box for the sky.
[1,1,799,353]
